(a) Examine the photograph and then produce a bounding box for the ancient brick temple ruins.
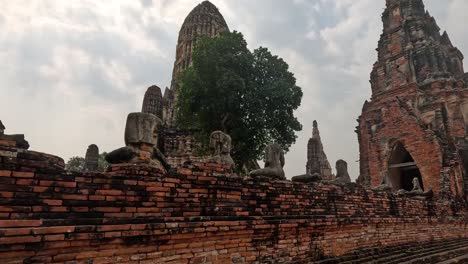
[0,0,467,263]
[357,0,468,198]
[140,1,230,168]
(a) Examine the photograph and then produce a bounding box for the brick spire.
[306,121,333,180]
[357,0,468,196]
[171,1,229,81]
[163,1,229,126]
[370,0,465,97]
[312,120,320,139]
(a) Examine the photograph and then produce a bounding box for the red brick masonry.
[0,145,466,263]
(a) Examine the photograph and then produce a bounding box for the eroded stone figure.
[84,144,99,172]
[106,113,169,170]
[373,171,393,192]
[209,131,235,168]
[249,144,285,180]
[333,159,352,184]
[411,177,423,193]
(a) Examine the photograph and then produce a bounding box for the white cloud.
[319,0,381,57]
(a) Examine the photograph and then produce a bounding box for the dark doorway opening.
[388,143,423,191]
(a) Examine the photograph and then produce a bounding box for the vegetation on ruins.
[176,31,303,169]
[65,153,109,172]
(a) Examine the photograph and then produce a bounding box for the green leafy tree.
[65,156,85,172]
[176,31,302,169]
[97,152,109,172]
[65,153,109,172]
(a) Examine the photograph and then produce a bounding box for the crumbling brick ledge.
[0,145,466,263]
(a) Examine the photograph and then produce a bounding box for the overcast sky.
[1,0,467,179]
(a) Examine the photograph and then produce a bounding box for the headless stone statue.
[373,171,393,192]
[209,131,235,168]
[106,113,169,170]
[397,177,433,198]
[411,177,423,193]
[84,144,99,172]
[249,144,286,180]
[333,159,352,184]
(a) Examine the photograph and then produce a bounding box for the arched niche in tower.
[388,142,424,191]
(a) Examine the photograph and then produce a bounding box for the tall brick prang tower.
[160,1,230,167]
[163,1,229,126]
[357,0,468,197]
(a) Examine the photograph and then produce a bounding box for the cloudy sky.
[1,0,467,179]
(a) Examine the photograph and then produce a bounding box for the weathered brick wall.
[161,129,206,169]
[0,145,467,264]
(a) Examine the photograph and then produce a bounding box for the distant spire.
[307,120,333,180]
[312,120,320,139]
[200,1,215,6]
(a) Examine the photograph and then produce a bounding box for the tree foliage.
[65,152,109,172]
[176,31,303,169]
[65,156,85,172]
